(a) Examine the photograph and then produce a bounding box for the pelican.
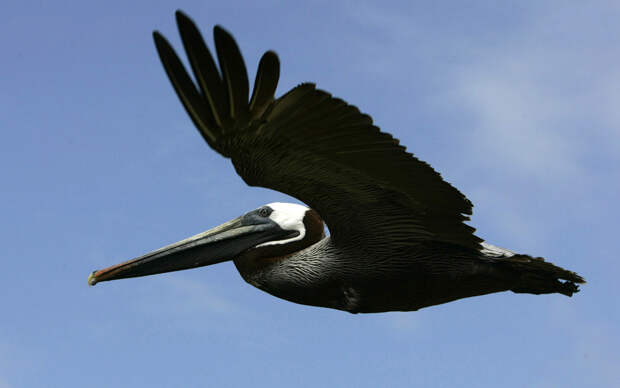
[88,11,584,313]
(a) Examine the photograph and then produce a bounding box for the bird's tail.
[497,254,585,296]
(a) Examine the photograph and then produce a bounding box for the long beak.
[88,216,286,286]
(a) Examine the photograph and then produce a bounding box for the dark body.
[235,234,579,313]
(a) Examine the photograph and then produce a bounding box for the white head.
[256,202,309,247]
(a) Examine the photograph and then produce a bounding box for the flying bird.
[88,11,584,313]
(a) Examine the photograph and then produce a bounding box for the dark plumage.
[88,11,584,313]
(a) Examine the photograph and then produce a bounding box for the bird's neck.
[234,237,336,289]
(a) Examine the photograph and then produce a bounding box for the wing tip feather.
[249,50,280,116]
[213,24,250,118]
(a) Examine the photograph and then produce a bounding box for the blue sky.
[2,1,619,387]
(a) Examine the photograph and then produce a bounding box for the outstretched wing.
[152,11,482,253]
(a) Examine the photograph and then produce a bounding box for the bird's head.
[87,202,324,285]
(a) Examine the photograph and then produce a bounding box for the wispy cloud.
[446,4,620,249]
[449,6,620,178]
[456,68,584,181]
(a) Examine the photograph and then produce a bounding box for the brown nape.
[235,209,325,271]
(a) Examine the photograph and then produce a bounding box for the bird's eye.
[258,207,270,217]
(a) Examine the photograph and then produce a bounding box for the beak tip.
[88,271,99,287]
